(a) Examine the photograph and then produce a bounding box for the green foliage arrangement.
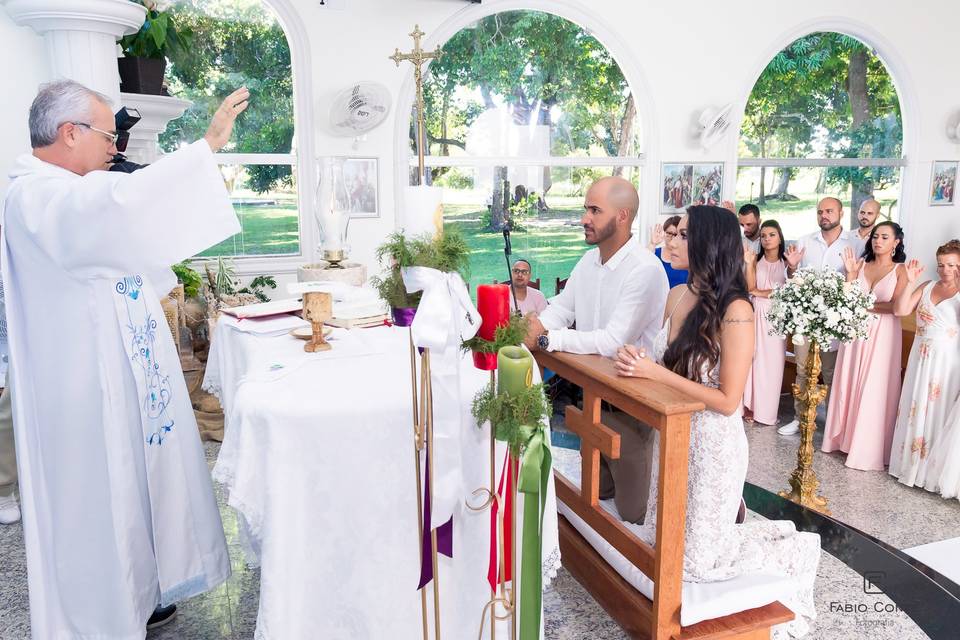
[238,275,278,303]
[369,230,471,309]
[461,315,528,354]
[472,383,551,456]
[507,193,539,231]
[172,261,203,298]
[120,1,192,60]
[204,257,277,302]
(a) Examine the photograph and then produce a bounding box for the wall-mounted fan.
[329,82,392,137]
[946,111,960,142]
[697,103,733,150]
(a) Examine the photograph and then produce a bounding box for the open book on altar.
[219,298,302,319]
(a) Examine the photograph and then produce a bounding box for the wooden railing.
[535,350,794,640]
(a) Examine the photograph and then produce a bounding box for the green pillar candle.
[497,345,533,397]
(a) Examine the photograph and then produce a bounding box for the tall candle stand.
[408,332,443,640]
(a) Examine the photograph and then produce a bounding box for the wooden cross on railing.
[390,25,443,185]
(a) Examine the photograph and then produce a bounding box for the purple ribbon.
[418,445,453,589]
[392,306,417,327]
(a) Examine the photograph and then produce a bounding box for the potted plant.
[118,1,191,95]
[370,230,470,326]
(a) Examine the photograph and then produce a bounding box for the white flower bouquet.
[767,267,875,347]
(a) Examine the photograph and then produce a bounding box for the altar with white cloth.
[204,316,561,639]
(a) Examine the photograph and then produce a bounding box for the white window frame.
[731,19,919,237]
[392,0,660,237]
[184,0,316,277]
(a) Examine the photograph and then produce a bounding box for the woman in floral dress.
[889,240,960,492]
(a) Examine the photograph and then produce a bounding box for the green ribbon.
[516,424,552,640]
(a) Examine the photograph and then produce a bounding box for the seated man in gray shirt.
[525,176,668,522]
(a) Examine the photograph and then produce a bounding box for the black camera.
[109,106,147,173]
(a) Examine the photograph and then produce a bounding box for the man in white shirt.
[524,178,668,357]
[850,198,881,257]
[778,196,856,435]
[507,258,548,316]
[524,176,668,522]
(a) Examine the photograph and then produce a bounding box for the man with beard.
[851,198,882,256]
[738,203,762,253]
[524,176,668,523]
[778,196,859,436]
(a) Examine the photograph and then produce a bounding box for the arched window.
[414,10,642,292]
[159,0,299,258]
[737,32,904,240]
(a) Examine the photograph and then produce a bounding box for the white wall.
[0,9,47,197]
[3,0,959,281]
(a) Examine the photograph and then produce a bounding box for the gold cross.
[390,25,443,184]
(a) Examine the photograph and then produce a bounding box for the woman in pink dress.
[889,241,960,489]
[822,221,909,470]
[743,220,787,426]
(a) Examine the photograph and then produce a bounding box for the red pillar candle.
[476,284,510,341]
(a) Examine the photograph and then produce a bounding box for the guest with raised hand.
[889,240,960,492]
[822,222,909,470]
[742,220,788,426]
[647,216,689,288]
[778,197,858,436]
[613,205,819,639]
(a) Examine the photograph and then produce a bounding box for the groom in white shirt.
[525,176,668,522]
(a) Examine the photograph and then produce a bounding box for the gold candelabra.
[779,340,830,513]
[390,25,443,185]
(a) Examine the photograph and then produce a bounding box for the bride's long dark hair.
[662,205,752,380]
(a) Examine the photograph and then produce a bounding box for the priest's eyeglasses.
[69,122,120,145]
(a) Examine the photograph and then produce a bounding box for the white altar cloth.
[205,321,560,639]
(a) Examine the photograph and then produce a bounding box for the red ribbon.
[487,450,517,592]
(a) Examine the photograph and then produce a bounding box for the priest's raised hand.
[204,86,250,152]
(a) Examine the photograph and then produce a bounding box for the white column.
[2,0,146,106]
[119,92,191,164]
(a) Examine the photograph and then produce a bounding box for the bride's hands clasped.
[614,344,660,379]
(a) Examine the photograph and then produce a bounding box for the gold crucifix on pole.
[390,24,443,186]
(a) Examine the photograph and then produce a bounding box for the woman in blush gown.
[743,220,788,426]
[615,206,820,639]
[822,221,909,470]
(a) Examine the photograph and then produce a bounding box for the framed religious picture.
[929,161,957,206]
[337,157,380,218]
[691,163,724,207]
[661,163,693,213]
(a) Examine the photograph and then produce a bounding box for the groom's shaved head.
[593,176,639,222]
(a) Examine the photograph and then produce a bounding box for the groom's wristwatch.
[537,332,550,351]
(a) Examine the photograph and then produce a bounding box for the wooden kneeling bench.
[536,350,795,640]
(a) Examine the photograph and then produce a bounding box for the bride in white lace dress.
[615,206,820,638]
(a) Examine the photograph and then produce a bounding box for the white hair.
[28,79,112,148]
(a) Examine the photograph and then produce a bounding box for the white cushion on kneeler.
[558,499,796,626]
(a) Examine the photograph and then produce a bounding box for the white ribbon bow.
[402,267,481,350]
[401,266,481,529]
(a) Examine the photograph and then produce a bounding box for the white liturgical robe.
[2,140,239,639]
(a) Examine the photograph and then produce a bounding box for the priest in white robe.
[2,79,249,639]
